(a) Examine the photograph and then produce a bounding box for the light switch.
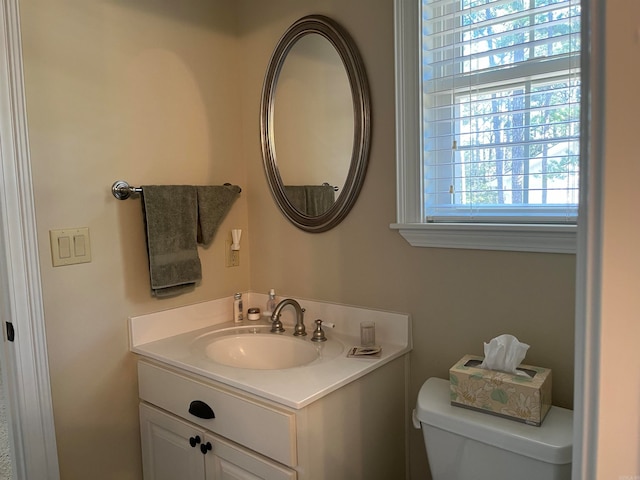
[58,236,71,258]
[50,227,91,266]
[74,235,85,256]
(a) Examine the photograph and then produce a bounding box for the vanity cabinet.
[140,403,295,480]
[137,357,407,480]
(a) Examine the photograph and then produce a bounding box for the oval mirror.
[260,15,371,233]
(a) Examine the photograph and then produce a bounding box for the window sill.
[389,223,577,254]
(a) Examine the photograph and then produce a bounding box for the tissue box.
[449,354,552,426]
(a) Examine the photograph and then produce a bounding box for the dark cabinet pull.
[200,441,212,454]
[188,400,215,419]
[189,435,201,448]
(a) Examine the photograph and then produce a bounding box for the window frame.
[391,0,577,254]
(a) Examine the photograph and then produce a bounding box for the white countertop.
[130,295,412,409]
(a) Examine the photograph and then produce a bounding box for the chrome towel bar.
[111,180,142,200]
[111,180,241,200]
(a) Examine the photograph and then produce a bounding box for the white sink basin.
[204,333,320,370]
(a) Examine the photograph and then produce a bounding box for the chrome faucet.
[270,298,306,336]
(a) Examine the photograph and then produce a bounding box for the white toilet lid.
[415,377,573,464]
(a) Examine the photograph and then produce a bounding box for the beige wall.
[19,0,575,478]
[20,0,247,478]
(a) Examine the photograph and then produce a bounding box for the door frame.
[571,0,604,478]
[0,0,60,478]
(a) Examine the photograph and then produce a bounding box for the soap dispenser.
[233,293,243,323]
[266,289,277,315]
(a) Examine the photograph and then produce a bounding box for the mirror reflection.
[273,33,353,216]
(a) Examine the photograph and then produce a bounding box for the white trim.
[393,0,578,254]
[390,222,577,253]
[394,0,422,224]
[571,0,603,478]
[0,0,60,478]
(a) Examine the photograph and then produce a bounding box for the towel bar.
[112,181,142,200]
[111,180,241,200]
[322,182,339,192]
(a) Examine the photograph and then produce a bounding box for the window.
[392,0,581,253]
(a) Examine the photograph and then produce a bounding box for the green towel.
[141,185,201,297]
[196,185,241,245]
[284,185,335,216]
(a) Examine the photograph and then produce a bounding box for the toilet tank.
[415,377,573,480]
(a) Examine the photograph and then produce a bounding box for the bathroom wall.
[17,0,576,479]
[237,1,576,478]
[595,1,640,477]
[18,0,248,478]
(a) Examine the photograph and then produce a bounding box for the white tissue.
[479,334,530,375]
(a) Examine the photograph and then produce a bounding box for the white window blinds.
[422,0,581,223]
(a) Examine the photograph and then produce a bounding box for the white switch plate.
[50,227,91,266]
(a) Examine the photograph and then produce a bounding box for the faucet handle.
[310,319,327,342]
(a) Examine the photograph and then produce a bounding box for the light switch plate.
[225,240,240,267]
[50,227,91,266]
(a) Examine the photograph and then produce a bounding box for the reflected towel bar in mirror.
[323,182,339,192]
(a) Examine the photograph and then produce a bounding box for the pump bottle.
[266,289,277,315]
[233,293,243,323]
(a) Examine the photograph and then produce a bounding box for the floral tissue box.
[449,354,552,426]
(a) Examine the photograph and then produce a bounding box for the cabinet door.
[205,434,296,480]
[140,403,206,480]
